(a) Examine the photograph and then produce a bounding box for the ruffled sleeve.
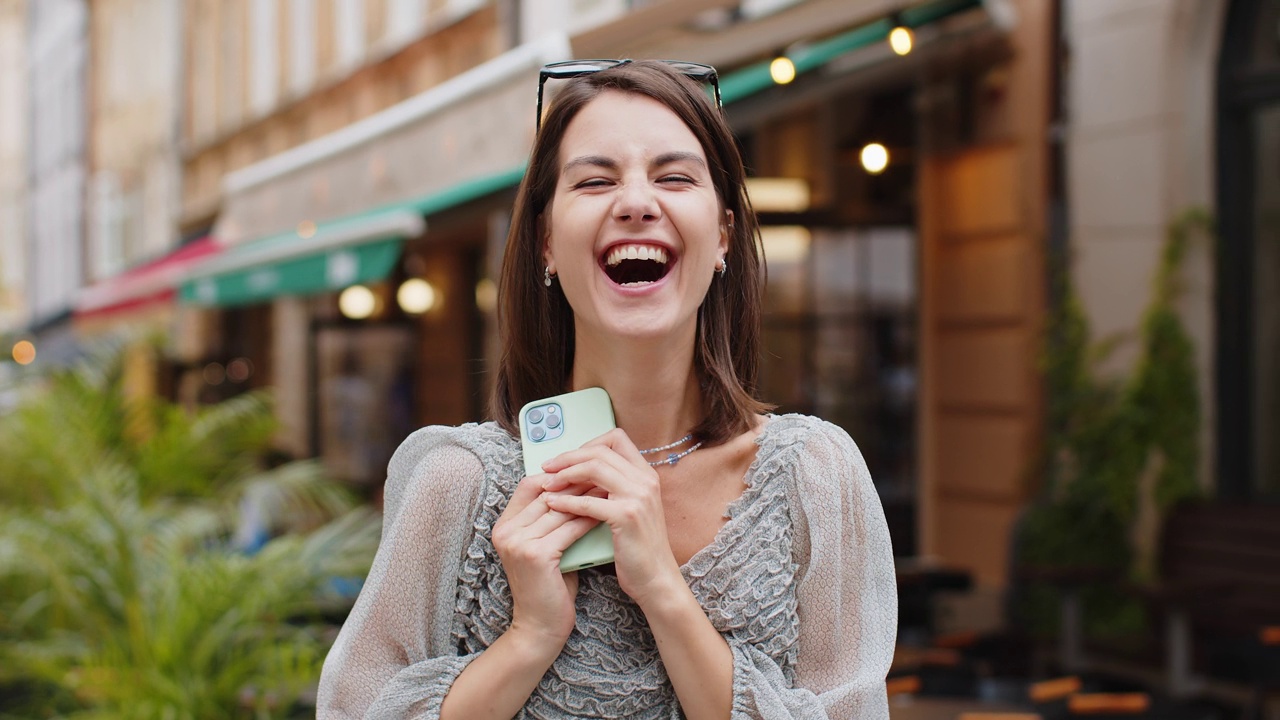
[316,426,488,720]
[726,417,897,719]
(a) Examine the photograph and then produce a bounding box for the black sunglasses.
[536,59,722,131]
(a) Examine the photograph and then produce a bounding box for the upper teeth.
[605,244,669,267]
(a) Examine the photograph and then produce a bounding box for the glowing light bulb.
[475,278,497,313]
[860,143,889,175]
[339,285,377,319]
[397,278,437,315]
[12,340,35,365]
[770,56,796,85]
[889,25,914,56]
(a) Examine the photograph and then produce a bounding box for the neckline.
[487,414,790,577]
[677,413,781,576]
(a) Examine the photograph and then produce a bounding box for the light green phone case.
[518,387,617,573]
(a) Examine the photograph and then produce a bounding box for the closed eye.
[658,174,695,184]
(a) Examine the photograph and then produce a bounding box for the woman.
[317,59,896,719]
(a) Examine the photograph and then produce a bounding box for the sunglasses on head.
[536,59,722,131]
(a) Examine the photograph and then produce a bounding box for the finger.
[521,495,595,538]
[542,429,644,473]
[544,457,635,496]
[501,476,568,527]
[544,493,613,524]
[543,514,603,551]
[501,471,583,520]
[499,475,554,524]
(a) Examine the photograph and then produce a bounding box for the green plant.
[0,345,381,719]
[1021,209,1213,640]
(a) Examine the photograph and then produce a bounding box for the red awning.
[73,237,224,321]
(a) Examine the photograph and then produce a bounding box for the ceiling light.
[745,178,811,212]
[761,226,811,264]
[888,24,914,56]
[475,278,497,313]
[861,143,889,174]
[397,278,437,315]
[770,56,796,85]
[339,285,377,320]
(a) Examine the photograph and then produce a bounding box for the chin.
[590,307,694,345]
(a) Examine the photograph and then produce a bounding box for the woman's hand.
[491,475,603,654]
[540,429,685,610]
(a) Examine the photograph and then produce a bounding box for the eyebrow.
[562,151,708,174]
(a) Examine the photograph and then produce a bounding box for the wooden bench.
[1149,502,1280,708]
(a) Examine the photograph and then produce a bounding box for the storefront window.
[1219,0,1280,497]
[315,325,417,486]
[1253,103,1280,495]
[760,225,918,507]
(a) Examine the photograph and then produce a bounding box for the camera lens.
[528,408,544,423]
[530,425,546,441]
[546,413,561,429]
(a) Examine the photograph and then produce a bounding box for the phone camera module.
[525,403,564,443]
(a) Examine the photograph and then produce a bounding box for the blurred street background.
[0,0,1277,718]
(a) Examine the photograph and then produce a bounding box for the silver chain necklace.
[638,433,703,467]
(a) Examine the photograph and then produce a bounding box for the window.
[289,0,317,96]
[250,0,279,115]
[385,0,423,46]
[335,0,365,70]
[1217,0,1280,497]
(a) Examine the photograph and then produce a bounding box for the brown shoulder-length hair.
[490,60,771,446]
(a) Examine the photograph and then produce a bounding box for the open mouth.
[602,244,673,286]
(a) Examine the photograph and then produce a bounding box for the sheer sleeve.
[728,419,898,719]
[317,426,487,720]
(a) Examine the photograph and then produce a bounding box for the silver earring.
[716,257,728,276]
[544,266,553,287]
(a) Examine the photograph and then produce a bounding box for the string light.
[861,143,889,174]
[396,278,437,315]
[339,285,377,319]
[888,12,914,56]
[770,56,796,85]
[889,25,914,55]
[12,340,35,365]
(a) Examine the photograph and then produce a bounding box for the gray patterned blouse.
[317,414,896,719]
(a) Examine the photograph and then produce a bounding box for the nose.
[613,178,661,224]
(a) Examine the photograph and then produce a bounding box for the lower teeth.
[621,280,654,286]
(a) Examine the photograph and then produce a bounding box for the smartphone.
[518,387,617,573]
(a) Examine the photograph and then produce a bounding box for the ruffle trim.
[446,415,824,716]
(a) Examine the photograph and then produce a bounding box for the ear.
[719,209,734,257]
[538,213,555,273]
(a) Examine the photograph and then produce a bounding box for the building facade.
[1063,0,1278,500]
[0,0,27,336]
[167,0,1055,612]
[26,0,89,360]
[85,0,184,290]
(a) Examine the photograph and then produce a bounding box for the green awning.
[180,0,986,309]
[719,0,984,104]
[180,211,423,307]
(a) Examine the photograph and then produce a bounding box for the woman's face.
[543,90,729,345]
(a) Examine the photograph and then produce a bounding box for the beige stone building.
[1064,0,1278,500]
[81,0,184,305]
[0,0,27,337]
